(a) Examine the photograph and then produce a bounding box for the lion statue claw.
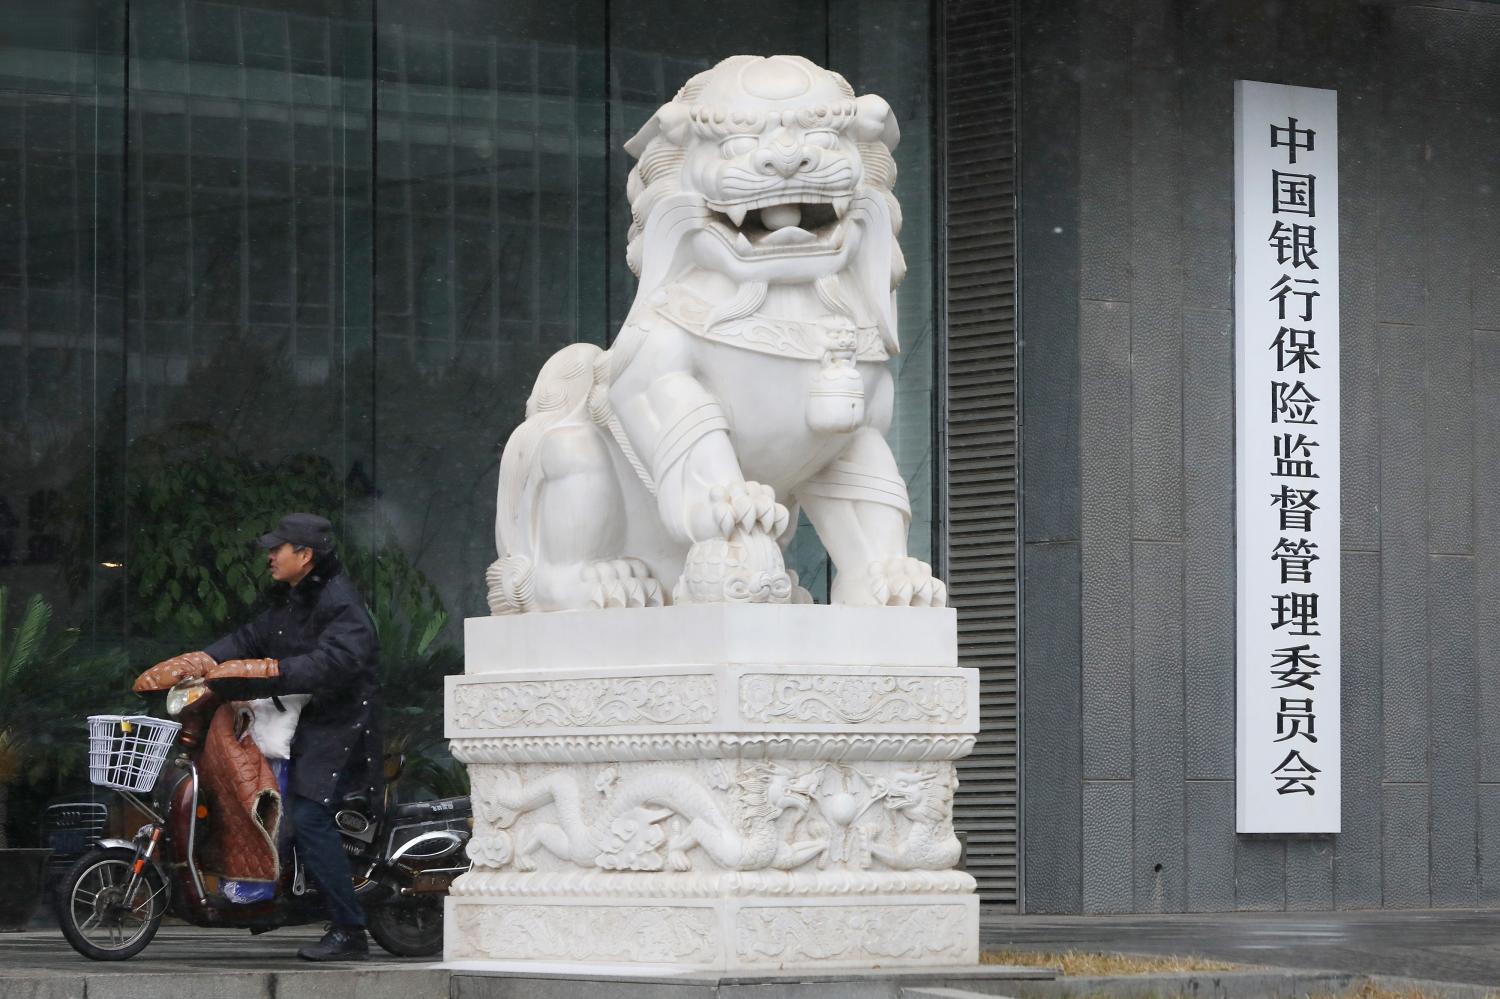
[695,481,788,541]
[487,55,945,613]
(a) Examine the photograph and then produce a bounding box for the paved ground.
[0,923,430,974]
[0,924,449,999]
[6,910,1500,995]
[983,910,1500,988]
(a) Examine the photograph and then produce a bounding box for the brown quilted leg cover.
[197,705,281,884]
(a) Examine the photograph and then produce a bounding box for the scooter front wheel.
[57,846,168,961]
[367,896,443,957]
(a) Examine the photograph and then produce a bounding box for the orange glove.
[133,651,216,693]
[204,658,281,701]
[206,658,280,681]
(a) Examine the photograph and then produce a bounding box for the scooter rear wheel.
[367,896,443,957]
[57,846,168,961]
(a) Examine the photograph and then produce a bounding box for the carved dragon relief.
[487,55,946,613]
[465,760,961,876]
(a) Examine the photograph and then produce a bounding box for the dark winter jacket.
[204,553,381,808]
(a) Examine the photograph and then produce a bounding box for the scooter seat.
[338,792,374,816]
[388,796,470,822]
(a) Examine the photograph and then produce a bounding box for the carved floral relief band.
[447,663,977,738]
[739,673,967,725]
[450,675,717,730]
[450,903,720,964]
[734,902,975,963]
[447,898,979,968]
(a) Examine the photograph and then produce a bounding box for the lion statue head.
[623,55,905,353]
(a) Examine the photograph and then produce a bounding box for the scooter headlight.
[166,679,209,717]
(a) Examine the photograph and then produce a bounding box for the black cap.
[256,513,334,553]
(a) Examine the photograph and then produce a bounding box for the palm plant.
[372,596,466,801]
[0,587,129,848]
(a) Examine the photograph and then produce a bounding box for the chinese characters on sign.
[1235,81,1340,834]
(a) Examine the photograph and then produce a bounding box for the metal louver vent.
[942,0,1019,909]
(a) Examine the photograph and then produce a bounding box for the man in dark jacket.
[199,512,381,962]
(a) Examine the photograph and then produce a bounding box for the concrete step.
[448,965,1056,999]
[0,966,452,999]
[0,926,447,999]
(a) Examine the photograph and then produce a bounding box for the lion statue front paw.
[579,559,665,609]
[689,481,789,542]
[838,556,947,607]
[491,556,665,613]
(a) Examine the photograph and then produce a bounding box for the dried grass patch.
[980,948,1242,976]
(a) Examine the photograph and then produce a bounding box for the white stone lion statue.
[487,54,946,612]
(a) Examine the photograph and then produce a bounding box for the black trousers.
[288,794,366,929]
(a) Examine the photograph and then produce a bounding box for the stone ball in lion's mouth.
[760,204,802,230]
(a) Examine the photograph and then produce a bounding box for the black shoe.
[297,926,370,962]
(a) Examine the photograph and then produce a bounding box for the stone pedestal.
[445,604,978,972]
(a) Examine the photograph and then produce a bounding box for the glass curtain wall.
[0,0,934,843]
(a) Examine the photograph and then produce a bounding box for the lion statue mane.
[487,54,946,612]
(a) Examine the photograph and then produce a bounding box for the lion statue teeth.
[488,54,947,613]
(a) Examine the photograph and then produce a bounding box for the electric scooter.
[57,678,470,961]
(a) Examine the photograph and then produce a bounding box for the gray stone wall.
[1017,0,1500,912]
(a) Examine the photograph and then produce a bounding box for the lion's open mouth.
[705,193,852,257]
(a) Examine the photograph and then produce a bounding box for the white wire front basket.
[87,715,182,793]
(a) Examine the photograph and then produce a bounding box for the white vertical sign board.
[1235,80,1340,833]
